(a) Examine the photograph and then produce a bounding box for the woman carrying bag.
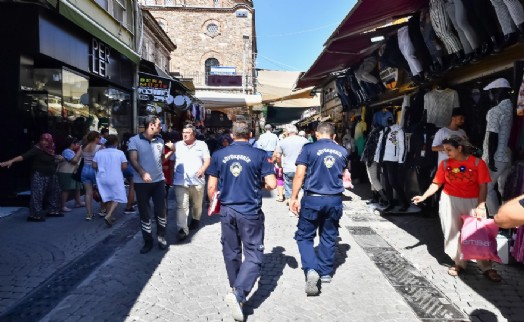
[412,135,502,282]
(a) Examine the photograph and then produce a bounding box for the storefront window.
[89,87,132,137]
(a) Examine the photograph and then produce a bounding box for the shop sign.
[90,39,110,78]
[138,75,171,103]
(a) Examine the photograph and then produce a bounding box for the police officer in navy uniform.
[206,121,276,321]
[290,122,349,296]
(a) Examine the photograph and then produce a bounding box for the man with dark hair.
[206,121,276,321]
[99,127,110,145]
[128,115,169,253]
[173,123,210,239]
[290,122,349,296]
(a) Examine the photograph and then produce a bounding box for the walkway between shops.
[0,185,523,321]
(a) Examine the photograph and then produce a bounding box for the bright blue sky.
[253,0,357,72]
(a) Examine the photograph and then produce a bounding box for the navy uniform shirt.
[296,138,349,195]
[206,141,274,216]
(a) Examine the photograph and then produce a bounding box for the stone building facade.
[140,0,256,97]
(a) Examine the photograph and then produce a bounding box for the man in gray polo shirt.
[128,115,169,254]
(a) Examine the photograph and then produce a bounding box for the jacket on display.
[375,124,407,163]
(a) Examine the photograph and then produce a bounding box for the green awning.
[58,0,140,64]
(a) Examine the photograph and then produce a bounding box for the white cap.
[483,78,511,90]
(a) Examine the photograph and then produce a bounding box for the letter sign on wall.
[90,39,110,78]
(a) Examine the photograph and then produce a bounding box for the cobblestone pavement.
[344,189,524,322]
[2,184,524,321]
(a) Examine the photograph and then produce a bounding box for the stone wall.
[144,0,255,88]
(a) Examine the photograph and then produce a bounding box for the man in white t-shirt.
[172,124,211,240]
[275,124,308,208]
[432,108,467,166]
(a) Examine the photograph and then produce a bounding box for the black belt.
[304,192,342,197]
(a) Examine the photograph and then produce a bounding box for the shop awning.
[257,70,316,104]
[296,0,428,89]
[194,91,262,109]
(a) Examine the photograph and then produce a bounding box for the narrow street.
[1,186,523,322]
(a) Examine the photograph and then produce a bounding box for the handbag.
[92,185,102,203]
[71,158,84,182]
[460,215,502,262]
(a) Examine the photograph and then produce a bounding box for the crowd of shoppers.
[4,118,524,321]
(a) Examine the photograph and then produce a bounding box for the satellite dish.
[174,95,185,107]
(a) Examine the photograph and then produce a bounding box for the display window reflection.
[89,87,131,136]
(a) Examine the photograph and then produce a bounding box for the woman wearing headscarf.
[0,133,64,221]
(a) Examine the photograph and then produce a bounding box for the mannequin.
[361,125,388,205]
[462,0,503,54]
[429,0,465,67]
[489,0,524,45]
[373,107,394,128]
[375,117,410,211]
[419,9,445,73]
[444,0,479,62]
[342,129,355,155]
[354,116,367,156]
[397,25,425,84]
[482,78,514,216]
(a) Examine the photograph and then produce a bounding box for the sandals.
[483,269,502,282]
[448,266,462,277]
[104,215,115,227]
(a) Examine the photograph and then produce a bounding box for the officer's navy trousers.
[220,205,265,301]
[295,195,343,276]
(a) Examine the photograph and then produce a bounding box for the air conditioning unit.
[236,10,247,18]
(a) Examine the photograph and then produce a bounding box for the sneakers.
[305,269,320,296]
[98,210,107,217]
[124,208,136,214]
[158,236,168,250]
[320,275,332,283]
[139,243,153,254]
[225,292,244,321]
[178,229,188,241]
[62,206,72,212]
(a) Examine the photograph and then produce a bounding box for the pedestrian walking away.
[128,115,170,253]
[206,120,276,321]
[255,123,279,158]
[290,122,350,296]
[93,134,128,227]
[172,124,211,240]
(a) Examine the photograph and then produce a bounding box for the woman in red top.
[412,135,501,282]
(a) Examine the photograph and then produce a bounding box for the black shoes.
[178,229,188,241]
[158,236,168,250]
[188,219,200,230]
[140,243,153,254]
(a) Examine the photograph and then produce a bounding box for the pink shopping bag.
[460,215,502,263]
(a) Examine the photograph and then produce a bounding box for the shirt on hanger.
[424,88,460,128]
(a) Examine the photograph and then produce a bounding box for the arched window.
[205,58,219,85]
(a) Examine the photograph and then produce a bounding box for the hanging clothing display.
[398,26,424,77]
[420,9,445,66]
[424,88,460,128]
[429,0,463,54]
[407,11,433,71]
[354,119,367,156]
[489,0,524,36]
[380,35,411,73]
[444,0,479,55]
[462,0,500,46]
